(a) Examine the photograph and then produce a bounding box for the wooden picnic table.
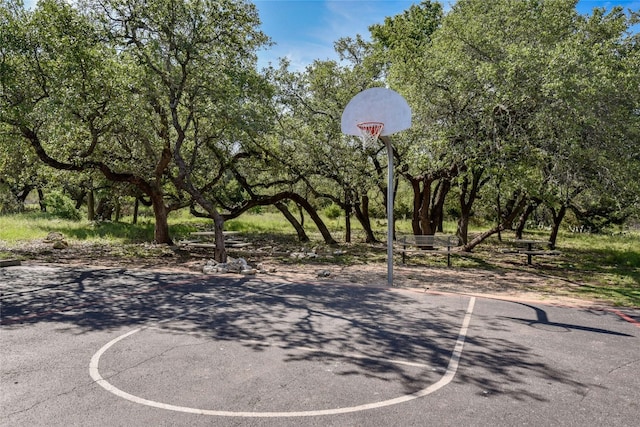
[397,234,458,267]
[512,239,547,250]
[190,231,240,237]
[511,239,554,265]
[186,231,251,250]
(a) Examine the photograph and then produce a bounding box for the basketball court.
[1,264,639,426]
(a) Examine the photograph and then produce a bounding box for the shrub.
[44,191,81,221]
[0,184,22,214]
[324,203,342,220]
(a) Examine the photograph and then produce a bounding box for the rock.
[225,257,248,273]
[291,251,318,259]
[203,259,220,274]
[316,270,331,277]
[256,263,277,273]
[52,240,68,249]
[203,262,217,274]
[204,257,257,275]
[44,232,65,243]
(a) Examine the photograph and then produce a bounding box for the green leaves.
[1,0,637,243]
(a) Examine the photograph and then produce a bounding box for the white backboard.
[341,87,411,136]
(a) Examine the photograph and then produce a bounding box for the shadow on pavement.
[0,265,624,401]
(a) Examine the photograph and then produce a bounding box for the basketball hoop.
[356,122,384,146]
[342,88,411,287]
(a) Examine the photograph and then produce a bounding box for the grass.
[0,211,207,244]
[1,210,638,307]
[542,233,640,307]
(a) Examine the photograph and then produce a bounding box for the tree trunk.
[412,177,436,235]
[291,195,337,245]
[353,195,378,243]
[297,204,304,227]
[96,197,113,220]
[515,200,539,239]
[345,203,352,243]
[457,213,470,245]
[150,190,173,245]
[410,178,423,235]
[172,164,226,261]
[548,205,567,250]
[275,201,310,242]
[213,213,226,263]
[73,191,86,210]
[457,168,487,245]
[114,199,121,222]
[418,176,434,235]
[132,198,139,224]
[496,178,503,242]
[457,175,472,245]
[462,194,528,252]
[433,179,450,233]
[15,184,34,205]
[38,189,46,212]
[87,190,95,221]
[219,191,337,247]
[408,174,452,237]
[20,124,172,243]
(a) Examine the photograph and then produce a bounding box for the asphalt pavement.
[1,265,638,426]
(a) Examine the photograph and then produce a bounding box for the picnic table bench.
[511,239,561,265]
[397,234,458,267]
[183,231,252,250]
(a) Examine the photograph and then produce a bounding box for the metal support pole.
[381,136,394,287]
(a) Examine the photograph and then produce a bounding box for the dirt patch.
[260,263,599,308]
[1,239,606,309]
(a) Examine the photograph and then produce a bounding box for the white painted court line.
[89,288,476,417]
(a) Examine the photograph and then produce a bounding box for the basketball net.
[356,122,384,146]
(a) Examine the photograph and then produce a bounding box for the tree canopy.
[1,0,638,255]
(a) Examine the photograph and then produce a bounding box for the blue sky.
[254,0,640,69]
[21,0,639,69]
